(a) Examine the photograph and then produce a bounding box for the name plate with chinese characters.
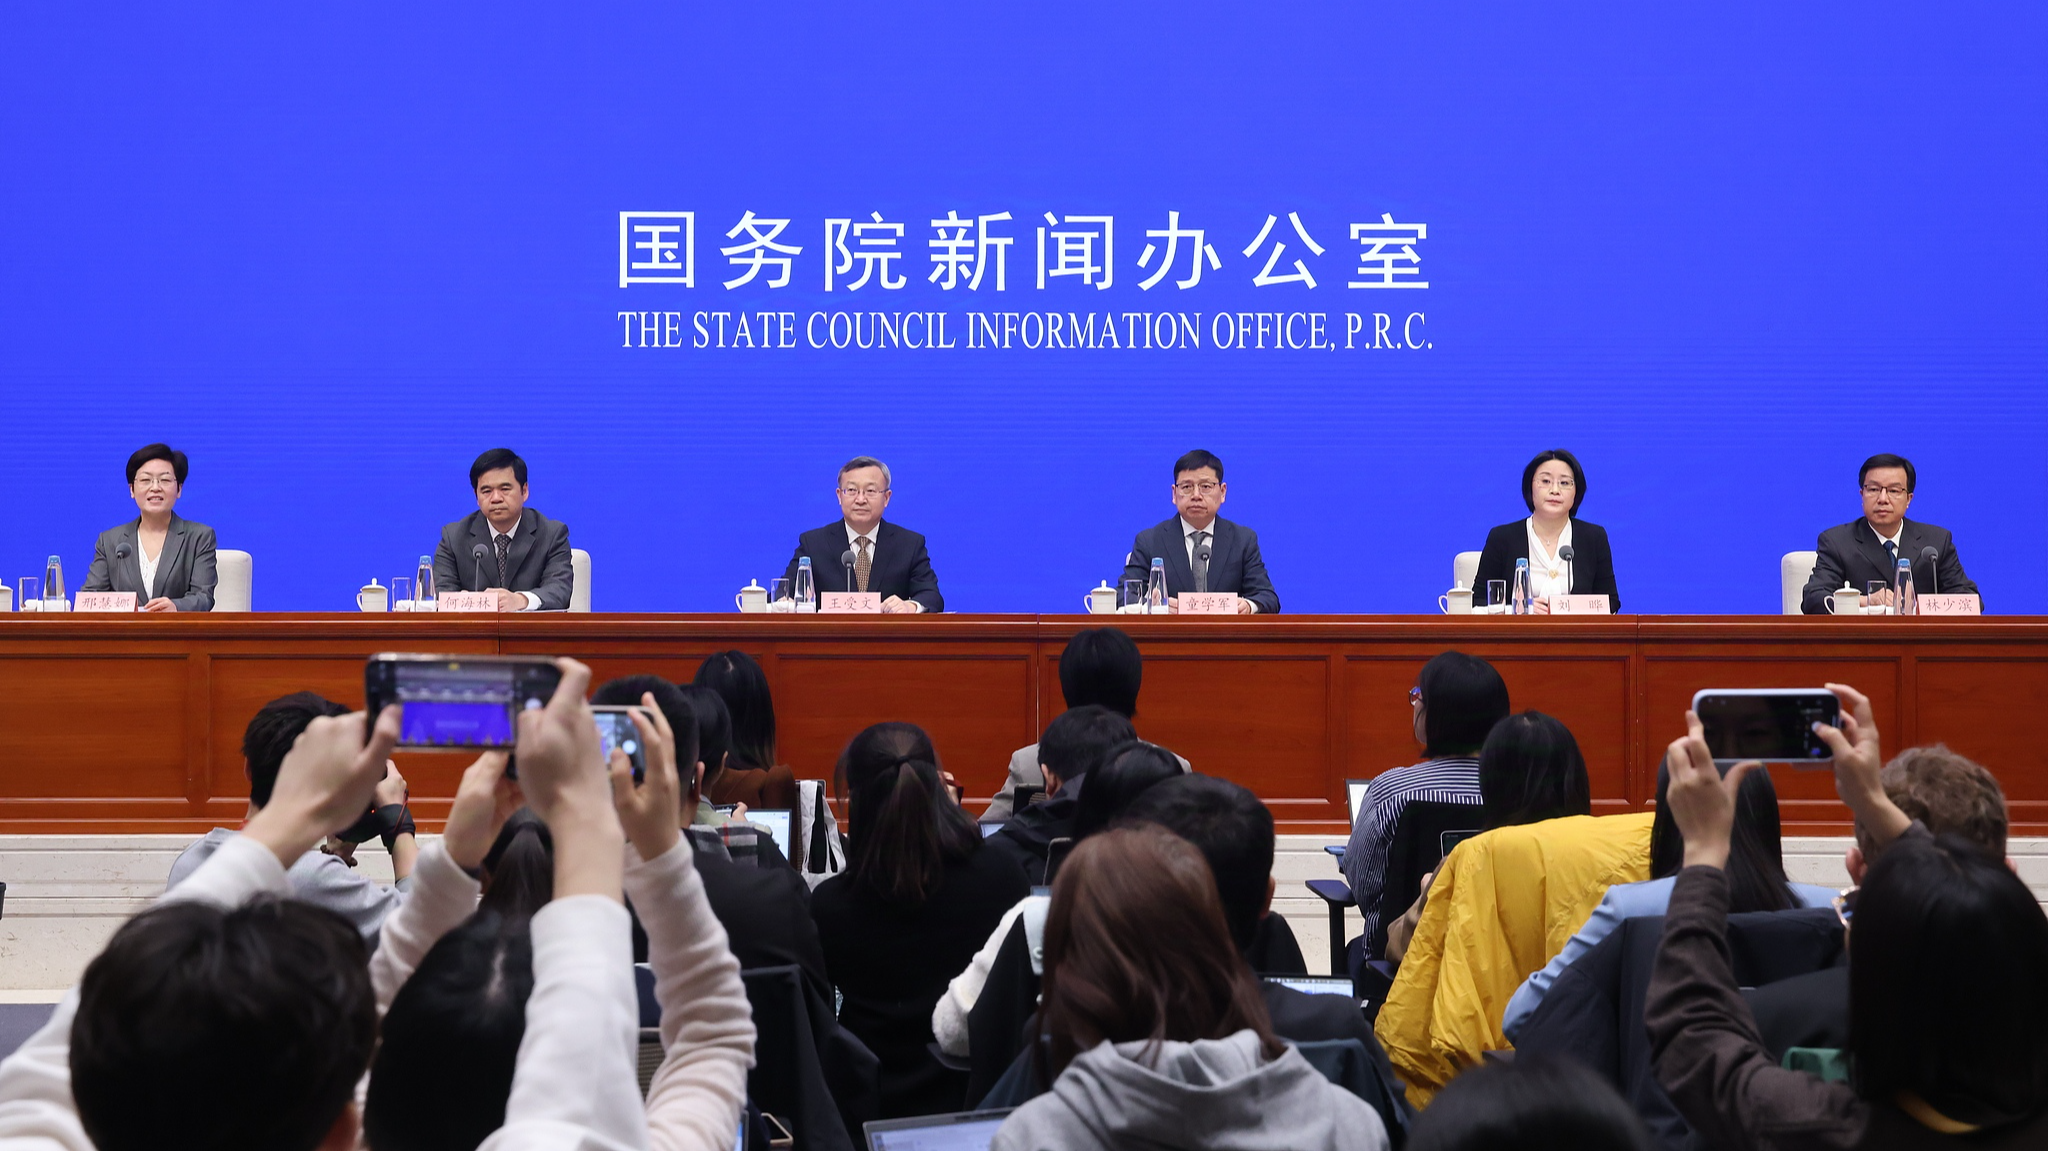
[1177,593,1241,616]
[75,591,138,613]
[1549,594,1612,615]
[437,591,499,612]
[1917,594,1982,616]
[821,592,882,614]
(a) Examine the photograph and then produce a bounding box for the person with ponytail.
[811,722,1029,1118]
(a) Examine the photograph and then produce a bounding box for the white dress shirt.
[138,537,161,600]
[1524,517,1575,600]
[489,522,541,611]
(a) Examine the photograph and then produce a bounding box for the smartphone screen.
[591,706,647,783]
[1693,690,1840,763]
[365,655,561,749]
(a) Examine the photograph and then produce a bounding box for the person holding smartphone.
[80,442,218,612]
[1472,449,1620,613]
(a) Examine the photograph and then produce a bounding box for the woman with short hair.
[81,442,217,611]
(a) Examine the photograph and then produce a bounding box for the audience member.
[1122,775,1411,1138]
[1648,683,2048,1146]
[992,825,1388,1150]
[933,740,1182,1058]
[812,723,1029,1117]
[166,690,415,947]
[693,650,799,811]
[1406,1055,1650,1149]
[983,628,1188,822]
[1342,651,1511,950]
[1746,743,2011,1057]
[986,705,1138,886]
[1501,754,1831,1041]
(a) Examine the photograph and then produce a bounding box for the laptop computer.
[746,808,792,862]
[865,1108,1014,1151]
[1261,974,1359,998]
[1324,778,1373,859]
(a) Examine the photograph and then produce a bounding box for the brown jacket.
[706,763,798,812]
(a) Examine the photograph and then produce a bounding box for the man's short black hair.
[1173,448,1224,483]
[242,691,350,807]
[1859,453,1916,493]
[1058,627,1144,717]
[125,443,188,486]
[1038,705,1137,784]
[1520,449,1586,515]
[470,448,528,489]
[1418,651,1512,758]
[1405,1054,1650,1148]
[71,897,375,1149]
[1121,775,1273,953]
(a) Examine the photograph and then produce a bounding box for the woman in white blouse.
[81,442,218,612]
[1473,449,1621,613]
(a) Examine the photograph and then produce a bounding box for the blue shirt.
[1340,757,1482,948]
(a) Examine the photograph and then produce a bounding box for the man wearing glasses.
[783,456,943,614]
[1121,449,1280,614]
[1799,453,1980,613]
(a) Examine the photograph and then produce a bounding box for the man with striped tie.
[432,448,575,611]
[1799,453,1979,614]
[783,456,944,614]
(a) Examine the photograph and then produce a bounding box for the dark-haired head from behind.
[1478,711,1592,831]
[674,684,732,786]
[1849,834,2048,1130]
[1073,741,1183,841]
[365,909,535,1150]
[125,442,189,486]
[1037,705,1137,793]
[1649,758,1797,914]
[70,898,375,1150]
[480,808,555,918]
[1058,627,1145,717]
[1416,651,1512,758]
[469,447,528,489]
[838,722,981,907]
[692,650,778,771]
[1406,1053,1649,1149]
[242,691,351,807]
[1120,774,1275,953]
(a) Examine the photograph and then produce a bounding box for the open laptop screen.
[865,1109,1013,1151]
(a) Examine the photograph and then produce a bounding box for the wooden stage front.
[1,614,2043,835]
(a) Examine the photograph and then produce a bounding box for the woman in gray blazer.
[81,443,217,612]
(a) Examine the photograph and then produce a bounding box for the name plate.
[1550,594,1611,615]
[821,591,882,614]
[1917,594,1982,616]
[75,592,138,613]
[437,591,499,612]
[1178,593,1241,615]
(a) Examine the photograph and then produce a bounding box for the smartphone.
[364,654,562,750]
[591,705,647,784]
[1013,783,1046,810]
[1692,689,1840,765]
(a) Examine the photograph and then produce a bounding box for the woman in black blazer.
[1473,449,1620,613]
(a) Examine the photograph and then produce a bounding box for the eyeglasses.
[1832,885,1858,929]
[1535,477,1576,491]
[1174,481,1220,497]
[1861,485,1909,499]
[839,486,887,499]
[134,477,177,491]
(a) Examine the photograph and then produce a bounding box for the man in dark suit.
[1121,449,1280,614]
[782,456,943,613]
[433,448,574,611]
[1799,453,1979,614]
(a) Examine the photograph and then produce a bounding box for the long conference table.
[1,614,2043,836]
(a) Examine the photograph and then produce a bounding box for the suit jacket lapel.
[1163,518,1197,591]
[871,521,896,589]
[156,517,189,595]
[466,515,494,590]
[505,509,539,585]
[118,521,143,593]
[1853,519,1896,583]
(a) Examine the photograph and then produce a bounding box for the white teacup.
[735,581,768,613]
[0,585,11,613]
[1438,587,1474,615]
[1825,588,1862,616]
[1084,582,1118,614]
[357,582,389,612]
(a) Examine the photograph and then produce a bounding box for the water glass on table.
[1486,579,1508,614]
[18,577,40,612]
[768,577,795,613]
[1866,580,1893,615]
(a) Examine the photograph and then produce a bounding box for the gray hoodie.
[993,1029,1389,1150]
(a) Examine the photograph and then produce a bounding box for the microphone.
[114,543,131,562]
[840,548,857,594]
[1557,545,1576,594]
[1920,545,1940,595]
[471,544,489,591]
[1195,546,1211,594]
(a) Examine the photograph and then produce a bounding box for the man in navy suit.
[1800,453,1979,614]
[1121,449,1280,614]
[783,456,944,613]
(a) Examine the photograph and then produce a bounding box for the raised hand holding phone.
[245,706,401,870]
[514,657,625,902]
[611,692,688,862]
[441,751,519,874]
[1814,682,1912,849]
[1662,711,1760,873]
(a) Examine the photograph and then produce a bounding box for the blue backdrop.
[3,4,2043,613]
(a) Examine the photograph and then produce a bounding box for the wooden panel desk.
[2,615,2043,835]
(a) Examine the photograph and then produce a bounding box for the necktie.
[1192,530,1211,593]
[1884,539,1898,569]
[855,537,872,594]
[495,534,511,589]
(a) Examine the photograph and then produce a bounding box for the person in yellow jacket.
[1373,811,1654,1106]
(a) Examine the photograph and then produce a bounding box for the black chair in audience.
[1330,799,1483,1003]
[1514,906,1844,1148]
[965,921,1039,1108]
[739,965,881,1150]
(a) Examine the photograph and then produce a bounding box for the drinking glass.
[1119,578,1146,613]
[768,577,794,612]
[391,577,412,607]
[1866,580,1892,615]
[19,577,39,608]
[1486,579,1508,612]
